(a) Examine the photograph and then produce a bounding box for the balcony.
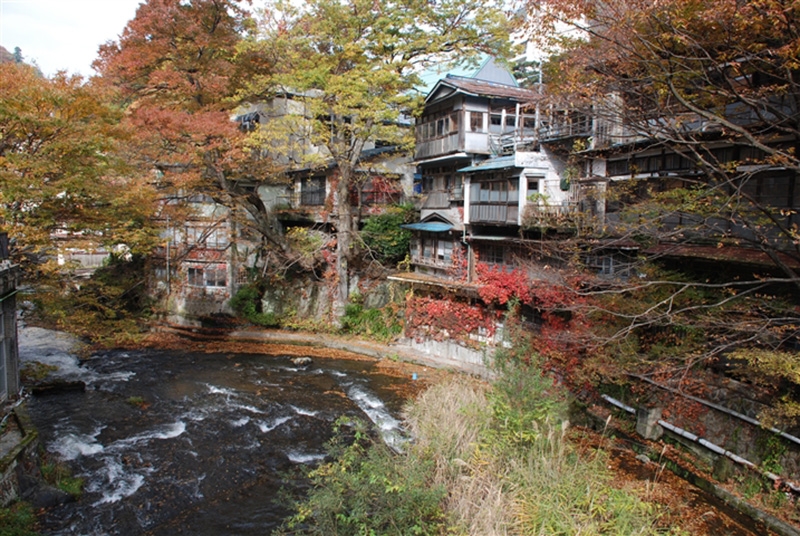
[421,190,454,210]
[469,203,520,226]
[415,132,461,160]
[539,113,593,143]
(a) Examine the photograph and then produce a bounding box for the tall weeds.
[403,358,660,535]
[277,342,661,535]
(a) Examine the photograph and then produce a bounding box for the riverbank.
[144,326,795,535]
[154,324,490,373]
[12,323,796,534]
[144,325,485,399]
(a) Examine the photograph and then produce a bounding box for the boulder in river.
[291,357,312,367]
[30,380,86,395]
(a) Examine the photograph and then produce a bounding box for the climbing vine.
[475,262,533,305]
[405,295,498,346]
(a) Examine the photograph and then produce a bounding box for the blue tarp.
[401,222,452,232]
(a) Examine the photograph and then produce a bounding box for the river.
[20,327,412,535]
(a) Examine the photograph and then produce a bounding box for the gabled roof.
[402,212,454,232]
[425,75,540,105]
[416,55,517,94]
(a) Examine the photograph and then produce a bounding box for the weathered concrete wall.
[262,279,333,320]
[401,337,491,374]
[0,262,19,402]
[260,278,399,322]
[0,406,40,508]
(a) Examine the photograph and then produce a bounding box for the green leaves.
[360,205,413,264]
[278,417,447,536]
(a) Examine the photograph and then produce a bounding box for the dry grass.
[404,378,516,535]
[403,375,661,536]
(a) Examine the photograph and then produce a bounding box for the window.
[422,239,434,259]
[607,159,630,176]
[664,153,692,171]
[418,112,459,141]
[508,180,519,203]
[523,116,537,131]
[185,225,228,249]
[480,245,505,265]
[470,112,484,132]
[188,267,204,287]
[418,236,453,265]
[489,114,503,133]
[478,180,510,203]
[527,178,539,198]
[437,240,453,263]
[301,176,326,206]
[187,266,228,288]
[586,254,630,279]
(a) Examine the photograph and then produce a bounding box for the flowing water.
[20,328,411,535]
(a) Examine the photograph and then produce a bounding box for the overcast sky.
[0,0,142,78]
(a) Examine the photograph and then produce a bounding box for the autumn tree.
[0,62,159,273]
[0,62,162,342]
[242,0,514,319]
[529,0,800,267]
[518,0,800,425]
[94,0,290,258]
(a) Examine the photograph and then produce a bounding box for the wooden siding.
[469,203,519,225]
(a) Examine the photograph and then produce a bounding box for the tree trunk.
[332,166,353,322]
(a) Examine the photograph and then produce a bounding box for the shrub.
[0,502,38,536]
[361,205,414,264]
[229,285,280,327]
[277,418,447,536]
[19,362,58,383]
[340,295,402,343]
[30,255,152,346]
[40,461,83,498]
[279,320,661,535]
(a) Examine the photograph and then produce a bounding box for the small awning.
[414,152,469,166]
[401,222,452,232]
[458,155,517,173]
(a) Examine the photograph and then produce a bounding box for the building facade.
[0,233,19,403]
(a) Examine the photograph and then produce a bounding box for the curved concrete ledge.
[156,324,494,378]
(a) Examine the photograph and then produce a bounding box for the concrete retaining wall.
[401,337,492,376]
[0,405,40,507]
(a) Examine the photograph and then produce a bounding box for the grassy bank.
[275,355,666,535]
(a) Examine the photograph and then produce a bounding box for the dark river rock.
[22,335,411,536]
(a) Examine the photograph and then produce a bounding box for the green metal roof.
[458,156,517,173]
